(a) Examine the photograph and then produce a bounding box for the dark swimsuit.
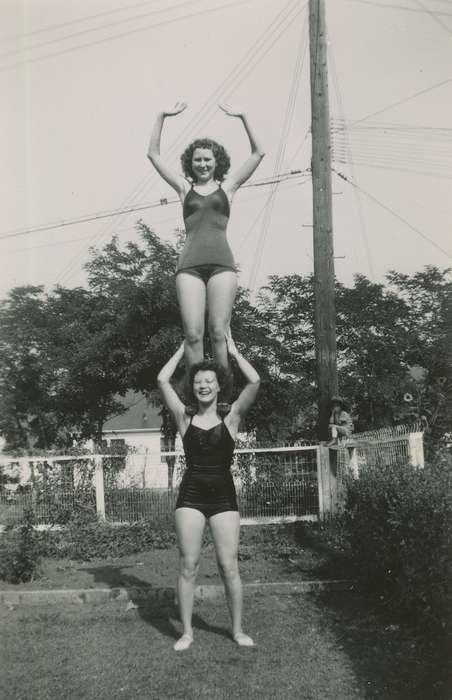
[176,185,237,282]
[176,416,238,519]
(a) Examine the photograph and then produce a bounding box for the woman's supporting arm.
[225,330,260,428]
[157,342,188,434]
[147,103,188,195]
[220,104,265,195]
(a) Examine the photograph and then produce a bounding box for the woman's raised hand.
[162,101,187,117]
[219,102,245,118]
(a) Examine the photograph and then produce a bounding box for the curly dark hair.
[180,138,231,182]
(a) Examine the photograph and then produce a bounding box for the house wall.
[102,429,170,488]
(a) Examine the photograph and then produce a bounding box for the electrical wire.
[332,167,452,260]
[55,0,304,285]
[0,0,254,71]
[346,77,452,128]
[0,171,307,241]
[328,41,375,278]
[237,175,311,257]
[0,0,204,60]
[4,175,310,257]
[248,11,309,294]
[1,0,165,42]
[345,0,452,18]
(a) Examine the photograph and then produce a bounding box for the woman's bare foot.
[233,632,255,647]
[174,633,193,651]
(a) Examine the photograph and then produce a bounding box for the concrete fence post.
[29,460,38,509]
[316,445,338,518]
[408,432,425,469]
[347,445,359,477]
[94,455,106,520]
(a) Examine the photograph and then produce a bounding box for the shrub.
[0,508,42,583]
[341,456,452,638]
[41,510,176,561]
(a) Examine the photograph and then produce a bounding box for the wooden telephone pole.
[309,0,338,440]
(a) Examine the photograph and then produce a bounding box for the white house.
[101,390,179,488]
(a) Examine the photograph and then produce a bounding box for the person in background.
[328,396,353,445]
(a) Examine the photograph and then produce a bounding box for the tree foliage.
[0,217,450,452]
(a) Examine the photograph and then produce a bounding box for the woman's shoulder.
[180,179,193,204]
[220,178,236,204]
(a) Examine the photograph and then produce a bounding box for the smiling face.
[193,369,220,404]
[191,147,216,184]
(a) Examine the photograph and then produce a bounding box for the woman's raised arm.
[147,103,188,196]
[157,342,189,435]
[224,330,260,433]
[220,104,265,196]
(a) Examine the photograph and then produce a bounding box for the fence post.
[348,445,359,477]
[94,455,106,520]
[316,445,338,518]
[29,460,38,509]
[408,431,425,469]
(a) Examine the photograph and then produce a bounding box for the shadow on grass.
[244,521,354,580]
[83,565,231,643]
[314,589,452,700]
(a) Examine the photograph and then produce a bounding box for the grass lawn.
[2,591,450,700]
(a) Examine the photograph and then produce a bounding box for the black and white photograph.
[0,1,451,698]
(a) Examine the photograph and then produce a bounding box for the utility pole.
[309,0,338,440]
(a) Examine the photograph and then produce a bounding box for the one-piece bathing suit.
[176,416,238,519]
[176,185,237,283]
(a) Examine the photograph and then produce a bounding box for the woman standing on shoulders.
[157,330,260,651]
[148,103,265,371]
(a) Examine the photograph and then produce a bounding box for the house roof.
[103,390,162,431]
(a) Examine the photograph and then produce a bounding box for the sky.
[1,0,451,301]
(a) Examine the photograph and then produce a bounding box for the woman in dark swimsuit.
[157,330,260,651]
[147,102,265,370]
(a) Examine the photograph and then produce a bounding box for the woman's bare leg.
[206,271,238,370]
[209,510,254,646]
[176,273,207,369]
[174,507,206,650]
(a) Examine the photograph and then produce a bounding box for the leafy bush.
[0,508,42,583]
[42,510,176,561]
[341,455,452,638]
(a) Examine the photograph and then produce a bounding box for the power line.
[248,10,308,293]
[237,176,311,257]
[0,0,163,42]
[413,0,452,37]
[332,119,452,135]
[332,167,452,260]
[347,77,452,127]
[328,40,375,278]
[0,171,307,242]
[0,0,203,60]
[54,0,304,285]
[345,0,452,18]
[0,0,253,71]
[3,176,310,257]
[332,156,452,180]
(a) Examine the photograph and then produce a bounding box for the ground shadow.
[82,565,231,642]
[313,589,452,700]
